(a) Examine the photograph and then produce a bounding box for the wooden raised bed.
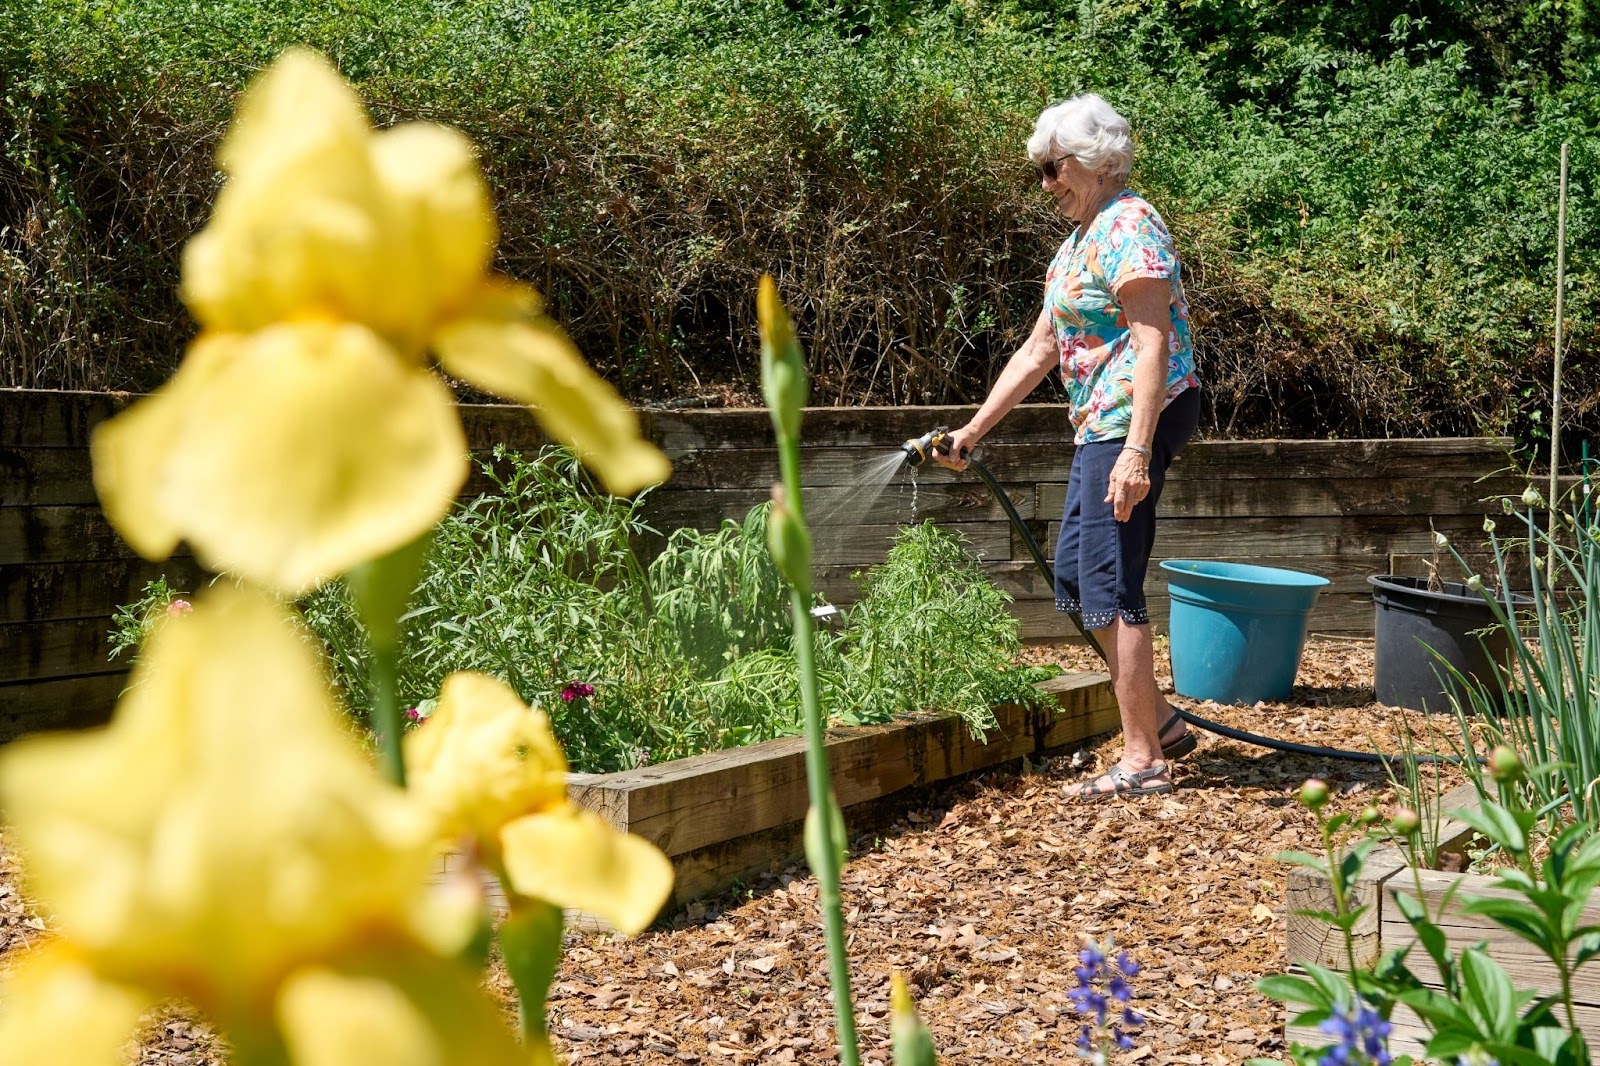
[1284,782,1600,1055]
[569,670,1117,910]
[449,671,1116,916]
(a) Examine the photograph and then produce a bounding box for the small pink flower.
[560,682,595,703]
[405,707,423,722]
[166,599,193,617]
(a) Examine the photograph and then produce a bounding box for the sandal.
[1066,762,1174,801]
[1159,706,1197,761]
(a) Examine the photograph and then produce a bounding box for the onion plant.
[1442,483,1600,833]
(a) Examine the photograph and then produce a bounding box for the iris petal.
[124,322,466,595]
[0,946,149,1066]
[500,805,674,934]
[434,281,670,496]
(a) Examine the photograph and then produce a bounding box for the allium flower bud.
[1299,779,1330,810]
[1489,745,1524,783]
[1390,807,1421,836]
[1502,496,1515,514]
[1522,486,1542,507]
[1433,531,1449,548]
[1466,574,1483,592]
[1483,517,1496,534]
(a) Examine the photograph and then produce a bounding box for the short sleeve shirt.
[1044,189,1199,444]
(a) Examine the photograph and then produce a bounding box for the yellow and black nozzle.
[901,426,966,466]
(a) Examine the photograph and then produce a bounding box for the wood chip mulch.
[1,636,1468,1064]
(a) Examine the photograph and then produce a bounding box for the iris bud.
[757,276,808,443]
[766,484,812,589]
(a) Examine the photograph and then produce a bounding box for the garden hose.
[900,427,1451,767]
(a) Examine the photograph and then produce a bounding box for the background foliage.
[3,0,1595,450]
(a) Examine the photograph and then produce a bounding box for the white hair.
[1027,94,1133,184]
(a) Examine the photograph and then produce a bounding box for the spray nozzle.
[901,426,958,466]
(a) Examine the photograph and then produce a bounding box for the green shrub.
[5,0,1596,448]
[291,448,1053,771]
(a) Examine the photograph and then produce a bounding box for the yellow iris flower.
[92,48,670,596]
[405,672,674,934]
[0,588,527,1065]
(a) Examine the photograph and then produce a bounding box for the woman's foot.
[1159,707,1196,761]
[1065,761,1173,801]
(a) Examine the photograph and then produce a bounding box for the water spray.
[901,425,1443,765]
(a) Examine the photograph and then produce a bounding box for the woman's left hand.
[1105,449,1151,522]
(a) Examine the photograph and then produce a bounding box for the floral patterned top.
[1044,189,1199,444]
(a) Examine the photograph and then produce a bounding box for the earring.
[1097,177,1103,185]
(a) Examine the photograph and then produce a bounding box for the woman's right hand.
[934,425,982,471]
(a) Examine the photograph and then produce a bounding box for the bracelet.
[1122,443,1152,459]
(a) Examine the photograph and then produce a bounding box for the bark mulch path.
[0,636,1469,1064]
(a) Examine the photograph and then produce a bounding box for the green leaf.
[1394,891,1454,977]
[1395,986,1473,1030]
[1339,837,1376,886]
[1460,948,1518,1042]
[1257,974,1330,1008]
[499,899,566,1045]
[1574,930,1600,969]
[1276,850,1331,875]
[1451,802,1528,855]
[1290,907,1345,927]
[1460,897,1557,957]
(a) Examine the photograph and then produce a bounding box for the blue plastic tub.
[1160,560,1330,704]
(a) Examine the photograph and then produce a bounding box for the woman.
[938,93,1201,800]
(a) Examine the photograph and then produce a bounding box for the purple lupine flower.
[1316,1000,1393,1066]
[1071,939,1144,1059]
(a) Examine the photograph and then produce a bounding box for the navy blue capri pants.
[1054,387,1201,631]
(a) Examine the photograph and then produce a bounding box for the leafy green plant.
[1256,755,1600,1066]
[649,501,790,674]
[841,520,1055,735]
[6,0,1596,449]
[1440,486,1600,834]
[142,444,1055,774]
[107,576,190,663]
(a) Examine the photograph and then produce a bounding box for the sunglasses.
[1036,153,1074,182]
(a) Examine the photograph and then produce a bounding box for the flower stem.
[368,640,405,786]
[778,438,862,1066]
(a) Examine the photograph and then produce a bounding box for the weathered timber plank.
[0,391,130,448]
[0,558,208,623]
[657,439,1514,489]
[1382,869,1600,1004]
[571,672,1116,859]
[1039,477,1526,521]
[1,447,98,507]
[641,480,1034,527]
[1286,845,1409,970]
[1042,514,1493,561]
[0,672,126,741]
[0,618,124,684]
[0,506,138,564]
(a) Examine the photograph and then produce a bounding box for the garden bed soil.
[0,635,1470,1065]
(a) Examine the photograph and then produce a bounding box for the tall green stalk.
[757,276,862,1066]
[346,532,432,786]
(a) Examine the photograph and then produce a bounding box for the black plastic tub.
[1367,575,1528,713]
